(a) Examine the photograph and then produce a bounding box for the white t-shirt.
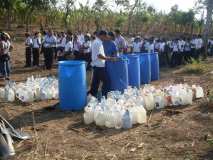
[60,37,66,48]
[32,37,41,48]
[78,34,85,45]
[91,38,105,68]
[159,42,165,52]
[83,41,91,53]
[64,41,73,53]
[195,38,203,49]
[25,37,33,47]
[178,40,185,52]
[148,43,154,53]
[172,42,179,52]
[132,41,142,53]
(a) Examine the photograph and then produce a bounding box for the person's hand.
[110,57,118,62]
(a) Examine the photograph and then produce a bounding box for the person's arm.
[97,54,117,61]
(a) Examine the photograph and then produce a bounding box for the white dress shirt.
[91,38,105,67]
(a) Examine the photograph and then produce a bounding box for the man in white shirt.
[131,36,142,53]
[89,30,117,97]
[25,32,33,67]
[83,34,92,70]
[171,39,179,67]
[195,35,203,61]
[115,29,127,53]
[43,29,57,70]
[32,32,41,67]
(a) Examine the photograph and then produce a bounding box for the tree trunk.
[203,0,213,59]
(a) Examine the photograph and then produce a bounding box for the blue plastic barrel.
[59,61,87,111]
[138,53,151,84]
[150,53,160,81]
[107,58,129,92]
[125,54,140,88]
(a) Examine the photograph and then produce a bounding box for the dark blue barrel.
[59,61,87,111]
[125,54,140,88]
[107,58,129,92]
[150,53,160,81]
[138,53,151,84]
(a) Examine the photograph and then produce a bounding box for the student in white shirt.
[131,36,142,53]
[43,29,57,70]
[148,39,154,53]
[32,32,41,67]
[25,32,33,67]
[195,35,203,61]
[0,32,12,80]
[171,39,179,67]
[73,35,82,60]
[184,38,192,63]
[82,34,92,70]
[89,30,117,97]
[115,29,127,53]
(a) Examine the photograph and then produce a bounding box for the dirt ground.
[0,41,213,160]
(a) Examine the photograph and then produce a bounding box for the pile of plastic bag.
[84,84,204,129]
[0,76,58,103]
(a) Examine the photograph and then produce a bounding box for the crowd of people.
[130,35,213,67]
[24,29,124,71]
[1,28,213,97]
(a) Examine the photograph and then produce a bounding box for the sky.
[143,0,197,13]
[76,0,198,13]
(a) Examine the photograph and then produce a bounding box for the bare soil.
[0,41,213,160]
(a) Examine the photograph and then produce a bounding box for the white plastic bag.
[192,85,204,99]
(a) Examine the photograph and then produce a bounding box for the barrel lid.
[59,60,85,66]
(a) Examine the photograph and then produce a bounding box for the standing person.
[43,29,57,70]
[0,33,12,80]
[57,32,67,61]
[73,35,81,60]
[159,39,166,67]
[131,36,142,53]
[63,35,73,60]
[115,29,127,54]
[190,36,196,60]
[170,39,179,67]
[25,32,33,67]
[82,34,92,70]
[148,38,154,53]
[195,35,203,61]
[32,32,41,67]
[78,31,85,46]
[103,31,118,57]
[184,38,192,63]
[89,30,117,97]
[178,38,185,65]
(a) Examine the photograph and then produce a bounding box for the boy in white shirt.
[170,39,179,67]
[25,32,33,67]
[89,30,117,97]
[131,36,142,53]
[32,32,41,67]
[82,34,92,70]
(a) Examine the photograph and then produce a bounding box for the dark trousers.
[44,48,54,70]
[171,52,178,67]
[33,48,40,66]
[25,47,32,67]
[0,55,10,78]
[89,67,109,97]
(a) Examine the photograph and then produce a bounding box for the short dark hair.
[108,31,115,38]
[98,30,107,36]
[115,29,121,34]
